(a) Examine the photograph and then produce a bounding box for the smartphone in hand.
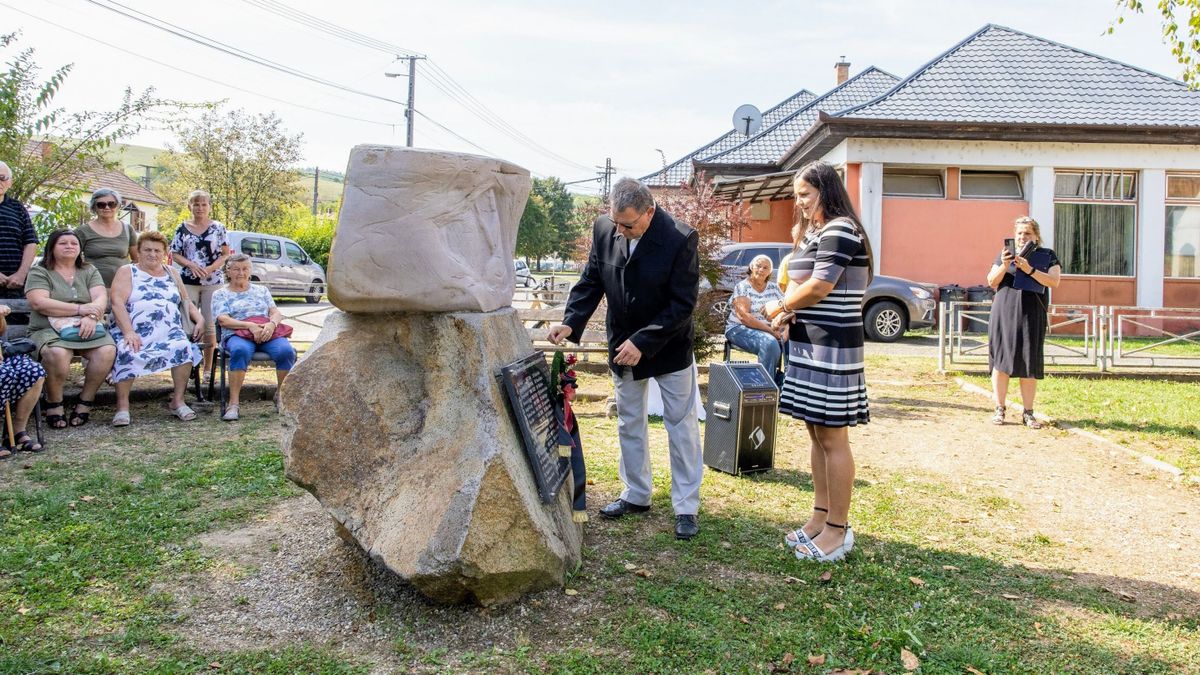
[1004,238,1016,258]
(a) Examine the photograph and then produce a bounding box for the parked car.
[514,259,535,287]
[710,241,937,342]
[226,231,326,303]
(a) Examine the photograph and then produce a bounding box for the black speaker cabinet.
[703,362,778,475]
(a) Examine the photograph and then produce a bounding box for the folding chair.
[211,326,277,417]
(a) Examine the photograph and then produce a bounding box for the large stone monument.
[281,146,582,606]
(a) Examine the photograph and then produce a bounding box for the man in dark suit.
[548,177,703,540]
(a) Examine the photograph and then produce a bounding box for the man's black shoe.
[599,499,650,519]
[675,514,699,540]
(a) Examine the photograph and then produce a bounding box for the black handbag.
[1,338,36,356]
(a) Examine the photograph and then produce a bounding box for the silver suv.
[226,231,326,303]
[714,241,937,342]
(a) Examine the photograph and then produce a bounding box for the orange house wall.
[880,197,1029,286]
[742,198,795,242]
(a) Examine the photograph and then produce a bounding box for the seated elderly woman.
[108,231,204,426]
[725,254,787,384]
[0,304,47,457]
[24,230,117,428]
[212,253,296,422]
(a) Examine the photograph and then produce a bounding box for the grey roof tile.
[839,24,1200,126]
[642,88,817,186]
[699,68,901,166]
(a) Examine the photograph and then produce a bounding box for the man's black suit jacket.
[562,207,699,380]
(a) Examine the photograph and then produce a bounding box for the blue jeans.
[225,336,296,372]
[725,324,783,381]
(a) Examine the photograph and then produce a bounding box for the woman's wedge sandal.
[69,399,94,427]
[44,401,67,430]
[785,506,828,549]
[14,431,43,453]
[794,522,854,563]
[1022,409,1043,429]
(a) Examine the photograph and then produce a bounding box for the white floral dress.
[109,265,202,383]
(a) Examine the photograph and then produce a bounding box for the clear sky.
[2,0,1188,194]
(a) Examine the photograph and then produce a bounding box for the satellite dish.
[732,104,762,136]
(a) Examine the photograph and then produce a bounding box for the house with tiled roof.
[72,165,166,231]
[644,87,819,189]
[26,140,167,230]
[661,24,1200,309]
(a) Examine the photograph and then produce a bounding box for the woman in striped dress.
[771,161,873,563]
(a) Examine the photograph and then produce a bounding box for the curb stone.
[953,377,1187,480]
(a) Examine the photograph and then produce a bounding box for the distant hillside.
[105,142,343,204]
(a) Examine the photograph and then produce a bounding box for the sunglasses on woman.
[95,201,118,209]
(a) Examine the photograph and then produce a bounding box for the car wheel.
[864,300,906,342]
[710,297,731,321]
[306,284,323,304]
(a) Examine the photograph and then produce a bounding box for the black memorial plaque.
[499,351,570,504]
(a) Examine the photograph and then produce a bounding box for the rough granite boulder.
[327,145,531,314]
[279,307,582,606]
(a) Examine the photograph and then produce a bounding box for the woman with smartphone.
[985,216,1062,427]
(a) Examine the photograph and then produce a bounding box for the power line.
[1,1,396,127]
[413,110,495,156]
[82,0,406,106]
[238,0,423,57]
[229,0,591,173]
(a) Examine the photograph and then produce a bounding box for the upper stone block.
[328,146,531,313]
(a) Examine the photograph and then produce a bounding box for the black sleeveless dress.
[988,247,1059,379]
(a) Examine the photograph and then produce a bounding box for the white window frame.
[1053,169,1138,278]
[1165,172,1200,279]
[959,170,1023,200]
[882,167,945,199]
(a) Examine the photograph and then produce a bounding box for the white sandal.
[111,410,131,427]
[222,405,240,422]
[170,404,197,421]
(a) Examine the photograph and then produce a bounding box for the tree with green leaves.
[157,107,304,231]
[516,192,556,267]
[530,176,579,264]
[0,32,172,234]
[1112,0,1200,86]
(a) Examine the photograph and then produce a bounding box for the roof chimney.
[835,57,850,85]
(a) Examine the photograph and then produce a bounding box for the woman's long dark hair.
[793,161,875,282]
[40,229,86,269]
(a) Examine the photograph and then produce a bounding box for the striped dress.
[779,218,870,427]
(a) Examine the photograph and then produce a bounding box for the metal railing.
[938,301,1200,373]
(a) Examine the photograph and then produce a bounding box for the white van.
[226,231,326,303]
[514,259,534,287]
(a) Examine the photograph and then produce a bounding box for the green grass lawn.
[962,371,1200,474]
[2,365,1197,672]
[1045,334,1200,358]
[0,416,356,672]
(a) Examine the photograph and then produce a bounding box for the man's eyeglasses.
[95,201,118,209]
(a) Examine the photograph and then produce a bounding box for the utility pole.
[311,167,319,216]
[384,56,426,147]
[598,157,613,201]
[135,164,154,190]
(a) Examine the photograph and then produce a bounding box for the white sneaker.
[222,405,240,421]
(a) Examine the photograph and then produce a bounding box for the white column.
[1137,169,1166,308]
[1027,166,1055,246]
[859,162,883,275]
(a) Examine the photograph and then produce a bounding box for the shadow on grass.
[172,490,1198,674]
[735,466,872,492]
[1054,416,1200,441]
